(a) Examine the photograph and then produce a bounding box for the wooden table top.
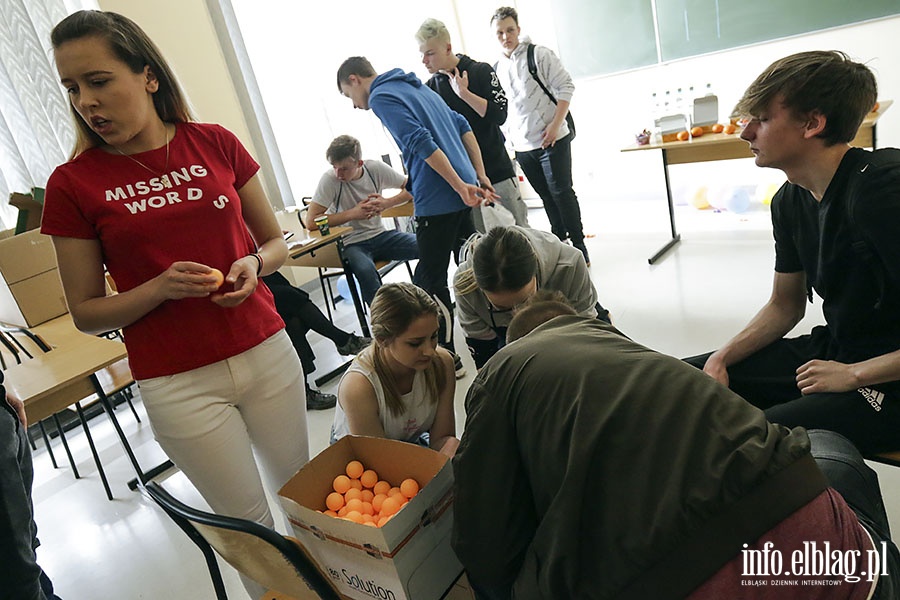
[286,226,352,260]
[621,99,892,164]
[6,333,126,404]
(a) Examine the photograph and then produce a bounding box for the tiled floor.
[27,184,900,599]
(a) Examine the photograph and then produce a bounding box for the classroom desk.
[621,100,892,264]
[283,226,369,337]
[6,319,128,499]
[10,314,173,497]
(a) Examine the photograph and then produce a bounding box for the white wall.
[507,5,900,202]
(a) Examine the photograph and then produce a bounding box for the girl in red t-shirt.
[42,11,308,597]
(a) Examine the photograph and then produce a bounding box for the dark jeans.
[413,208,476,350]
[807,430,900,600]
[515,134,585,245]
[1,398,61,600]
[262,272,351,379]
[684,327,900,454]
[342,230,418,305]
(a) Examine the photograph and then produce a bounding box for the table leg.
[337,239,371,337]
[89,374,174,491]
[648,149,682,264]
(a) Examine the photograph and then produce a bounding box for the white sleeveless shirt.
[331,357,437,444]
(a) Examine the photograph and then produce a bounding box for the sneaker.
[337,333,372,356]
[452,352,467,379]
[306,387,337,410]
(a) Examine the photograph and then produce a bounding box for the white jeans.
[139,330,308,596]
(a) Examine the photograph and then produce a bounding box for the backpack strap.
[845,148,900,310]
[527,43,558,105]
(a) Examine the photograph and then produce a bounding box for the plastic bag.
[480,202,516,231]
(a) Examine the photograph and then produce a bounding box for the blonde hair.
[51,10,194,158]
[362,283,446,417]
[415,18,451,45]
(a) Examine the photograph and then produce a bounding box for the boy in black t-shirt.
[686,51,900,453]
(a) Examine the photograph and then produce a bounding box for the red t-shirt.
[688,488,878,599]
[41,122,283,379]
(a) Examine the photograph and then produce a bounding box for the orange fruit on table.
[690,126,704,137]
[346,460,364,479]
[711,123,724,133]
[210,268,224,288]
[723,123,737,134]
[676,130,690,142]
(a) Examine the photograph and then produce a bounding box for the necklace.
[112,123,170,176]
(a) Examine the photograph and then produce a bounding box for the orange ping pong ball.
[346,460,364,479]
[325,492,344,512]
[209,268,224,288]
[400,478,420,499]
[333,475,351,494]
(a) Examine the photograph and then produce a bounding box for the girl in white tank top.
[331,283,459,456]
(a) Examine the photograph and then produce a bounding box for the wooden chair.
[144,481,341,600]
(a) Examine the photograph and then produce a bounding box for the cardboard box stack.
[0,230,67,327]
[279,436,463,600]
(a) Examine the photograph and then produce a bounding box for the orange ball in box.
[400,478,420,499]
[325,492,344,512]
[381,496,402,517]
[344,487,362,502]
[333,474,351,494]
[373,480,391,496]
[346,460,364,479]
[360,469,379,489]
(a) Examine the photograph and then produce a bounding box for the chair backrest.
[144,482,339,600]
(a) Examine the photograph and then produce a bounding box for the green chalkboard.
[553,0,657,78]
[657,0,900,62]
[552,0,900,78]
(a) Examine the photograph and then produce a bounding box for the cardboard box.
[0,229,57,284]
[279,436,463,600]
[0,230,67,327]
[0,268,68,327]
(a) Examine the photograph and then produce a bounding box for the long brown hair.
[51,10,195,157]
[361,282,446,417]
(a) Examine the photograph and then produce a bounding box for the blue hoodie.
[369,68,477,217]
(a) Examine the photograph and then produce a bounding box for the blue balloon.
[725,188,751,214]
[336,274,362,300]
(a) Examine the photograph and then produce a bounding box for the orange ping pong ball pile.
[321,460,420,527]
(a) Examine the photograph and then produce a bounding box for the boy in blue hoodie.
[337,56,498,377]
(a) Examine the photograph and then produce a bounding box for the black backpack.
[526,44,575,140]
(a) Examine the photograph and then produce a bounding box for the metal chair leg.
[51,413,80,479]
[122,386,141,423]
[74,401,113,501]
[37,421,59,469]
